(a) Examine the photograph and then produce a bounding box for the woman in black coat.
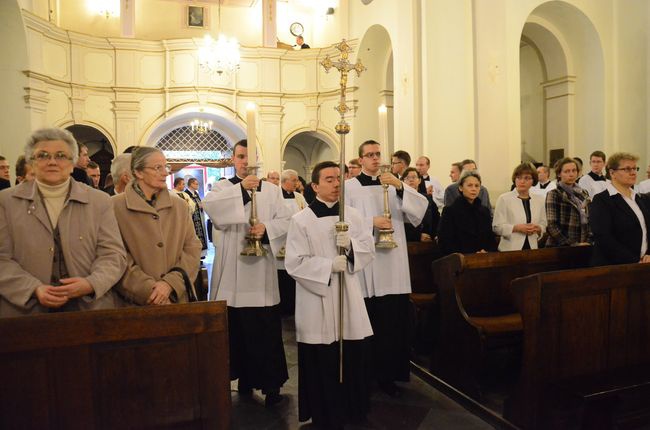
[589,152,650,266]
[401,167,439,242]
[438,170,497,255]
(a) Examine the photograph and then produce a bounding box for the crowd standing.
[2,127,650,428]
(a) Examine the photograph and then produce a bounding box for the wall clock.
[290,22,304,37]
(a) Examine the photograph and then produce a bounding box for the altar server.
[344,140,428,396]
[203,140,293,407]
[286,161,374,428]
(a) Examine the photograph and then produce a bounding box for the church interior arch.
[282,131,336,180]
[355,24,394,155]
[519,1,605,166]
[66,124,114,188]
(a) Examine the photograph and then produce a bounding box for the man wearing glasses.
[391,150,411,177]
[345,140,428,397]
[0,156,10,190]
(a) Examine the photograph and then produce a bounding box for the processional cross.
[320,40,366,383]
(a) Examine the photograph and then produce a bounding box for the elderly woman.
[401,167,439,242]
[545,157,591,247]
[493,163,547,251]
[0,128,127,317]
[112,147,201,305]
[589,152,650,266]
[437,170,497,255]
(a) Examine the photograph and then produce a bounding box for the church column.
[121,0,135,38]
[472,0,519,194]
[259,101,284,173]
[24,75,49,129]
[542,76,575,162]
[262,0,277,48]
[113,95,140,151]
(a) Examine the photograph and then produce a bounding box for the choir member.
[286,161,375,429]
[203,140,292,407]
[345,140,428,396]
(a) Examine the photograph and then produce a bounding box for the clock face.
[290,22,304,37]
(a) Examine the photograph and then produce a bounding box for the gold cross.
[320,39,366,118]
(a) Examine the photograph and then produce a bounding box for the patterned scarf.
[132,181,157,207]
[558,181,589,225]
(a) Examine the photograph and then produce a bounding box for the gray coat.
[0,180,127,317]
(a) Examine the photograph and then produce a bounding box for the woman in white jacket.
[493,163,547,251]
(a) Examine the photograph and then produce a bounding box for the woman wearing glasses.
[589,152,650,266]
[0,128,127,317]
[545,157,592,247]
[493,163,547,251]
[112,147,202,305]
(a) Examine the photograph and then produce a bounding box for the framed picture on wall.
[187,5,207,29]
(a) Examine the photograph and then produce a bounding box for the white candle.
[378,104,389,165]
[246,103,257,166]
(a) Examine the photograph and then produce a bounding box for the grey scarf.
[558,181,589,225]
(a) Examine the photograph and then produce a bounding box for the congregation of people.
[2,127,650,429]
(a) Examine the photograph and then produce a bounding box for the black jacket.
[405,195,440,241]
[437,195,496,255]
[589,189,650,266]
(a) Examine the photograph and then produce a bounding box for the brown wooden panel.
[93,337,200,429]
[0,353,51,429]
[52,346,95,430]
[557,293,609,377]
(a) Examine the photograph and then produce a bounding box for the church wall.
[18,10,345,173]
[520,44,545,163]
[0,0,31,168]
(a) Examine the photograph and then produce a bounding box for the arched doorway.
[283,131,336,180]
[356,25,394,157]
[519,1,604,165]
[66,124,114,188]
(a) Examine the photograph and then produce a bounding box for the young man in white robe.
[285,161,375,428]
[203,140,293,407]
[345,140,428,396]
[276,168,307,316]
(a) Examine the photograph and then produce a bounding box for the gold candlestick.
[375,164,398,249]
[241,166,268,257]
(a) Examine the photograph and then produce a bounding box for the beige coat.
[112,183,201,305]
[0,180,127,317]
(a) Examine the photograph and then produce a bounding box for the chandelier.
[198,34,241,77]
[190,119,213,134]
[87,0,120,19]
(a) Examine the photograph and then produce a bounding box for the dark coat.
[589,189,650,266]
[437,195,497,255]
[405,195,439,242]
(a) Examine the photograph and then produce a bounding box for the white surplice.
[285,202,374,344]
[203,179,293,306]
[344,174,428,298]
[275,191,307,270]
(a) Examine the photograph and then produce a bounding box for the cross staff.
[320,39,366,383]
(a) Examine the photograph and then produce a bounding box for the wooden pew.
[408,241,441,354]
[506,263,650,429]
[0,302,231,430]
[430,246,592,398]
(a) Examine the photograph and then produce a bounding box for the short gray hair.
[458,169,482,186]
[281,169,298,183]
[110,153,133,181]
[25,128,79,164]
[131,147,164,175]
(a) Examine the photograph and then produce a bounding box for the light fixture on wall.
[197,0,240,77]
[190,119,213,134]
[87,0,120,19]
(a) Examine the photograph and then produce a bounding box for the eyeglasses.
[391,161,404,166]
[516,175,533,181]
[143,164,172,174]
[613,167,639,173]
[31,151,73,163]
[362,152,381,159]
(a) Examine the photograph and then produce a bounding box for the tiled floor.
[229,317,494,430]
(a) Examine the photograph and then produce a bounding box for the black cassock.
[185,189,208,250]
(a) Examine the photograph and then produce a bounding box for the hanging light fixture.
[87,0,120,19]
[190,119,213,134]
[198,1,241,77]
